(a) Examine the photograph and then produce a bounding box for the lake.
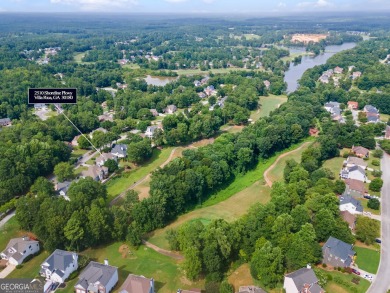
[144,75,178,86]
[284,42,356,93]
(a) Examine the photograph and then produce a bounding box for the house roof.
[96,153,116,164]
[1,237,39,260]
[352,146,369,157]
[0,118,11,124]
[346,156,367,168]
[111,144,127,157]
[347,165,366,176]
[324,101,340,108]
[56,181,72,194]
[285,268,322,293]
[76,261,117,289]
[238,285,267,293]
[146,126,158,133]
[340,195,364,213]
[41,249,76,274]
[119,274,152,293]
[81,165,108,179]
[179,290,202,293]
[347,101,358,108]
[323,236,355,262]
[340,211,356,228]
[344,178,366,194]
[364,105,378,114]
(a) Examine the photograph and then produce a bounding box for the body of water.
[144,75,178,86]
[284,42,356,93]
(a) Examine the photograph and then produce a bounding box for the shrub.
[67,270,79,281]
[368,198,380,210]
[342,152,350,158]
[372,149,383,158]
[352,277,360,285]
[371,159,380,166]
[16,264,23,269]
[369,178,383,192]
[322,263,327,268]
[372,170,382,177]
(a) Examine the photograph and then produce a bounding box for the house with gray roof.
[283,267,324,293]
[80,165,108,182]
[96,153,117,167]
[56,181,72,198]
[322,236,355,268]
[0,118,11,127]
[340,165,367,182]
[363,105,379,115]
[339,195,363,214]
[238,285,267,293]
[75,261,118,293]
[0,236,40,265]
[119,274,154,293]
[111,144,128,159]
[40,249,78,283]
[344,156,367,169]
[145,126,159,138]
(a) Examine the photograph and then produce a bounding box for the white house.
[1,236,40,265]
[145,126,159,138]
[40,249,78,283]
[339,195,363,214]
[75,261,118,293]
[340,165,367,182]
[344,156,367,170]
[96,153,117,167]
[283,267,324,293]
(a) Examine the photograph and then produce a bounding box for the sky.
[0,0,390,13]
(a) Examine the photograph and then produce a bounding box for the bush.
[352,277,360,285]
[372,170,382,177]
[369,178,383,192]
[67,270,79,281]
[371,159,380,166]
[322,263,327,268]
[16,264,23,269]
[342,152,350,158]
[368,198,380,210]
[372,149,383,158]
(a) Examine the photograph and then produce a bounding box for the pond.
[144,75,178,86]
[284,42,357,93]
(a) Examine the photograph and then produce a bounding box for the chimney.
[306,264,312,269]
[104,259,109,266]
[22,236,29,241]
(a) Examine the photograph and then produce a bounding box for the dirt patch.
[228,264,255,291]
[291,34,328,44]
[119,244,131,258]
[180,276,193,286]
[326,282,350,293]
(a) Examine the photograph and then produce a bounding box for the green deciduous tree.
[54,162,74,182]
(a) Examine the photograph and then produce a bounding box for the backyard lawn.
[321,269,371,293]
[0,216,21,250]
[354,246,380,274]
[59,242,203,293]
[106,147,174,202]
[7,251,50,279]
[323,156,345,178]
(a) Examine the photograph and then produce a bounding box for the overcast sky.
[1,0,390,13]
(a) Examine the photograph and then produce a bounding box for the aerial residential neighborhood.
[1,4,390,293]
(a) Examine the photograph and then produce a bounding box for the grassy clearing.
[323,156,345,178]
[220,125,245,134]
[250,95,288,121]
[380,113,390,123]
[354,246,380,274]
[358,199,381,215]
[0,216,20,250]
[73,52,86,63]
[122,63,141,69]
[147,139,313,250]
[59,242,204,293]
[321,269,371,293]
[174,68,263,76]
[71,148,88,158]
[7,251,50,279]
[74,166,88,176]
[106,147,173,202]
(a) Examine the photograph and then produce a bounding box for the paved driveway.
[0,264,16,278]
[367,152,390,293]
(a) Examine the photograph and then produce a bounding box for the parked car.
[352,269,361,275]
[364,274,373,281]
[363,195,372,199]
[375,238,382,244]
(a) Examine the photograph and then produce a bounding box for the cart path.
[142,240,184,260]
[263,142,312,187]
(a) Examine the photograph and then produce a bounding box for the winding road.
[367,152,390,293]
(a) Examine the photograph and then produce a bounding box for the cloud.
[278,2,287,8]
[50,0,138,11]
[164,0,188,3]
[297,0,333,8]
[202,0,216,3]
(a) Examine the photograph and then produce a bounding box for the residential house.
[119,274,154,293]
[96,153,117,167]
[145,126,159,138]
[204,85,216,96]
[334,66,343,74]
[283,267,324,293]
[363,105,379,115]
[98,113,114,122]
[40,249,78,283]
[352,71,362,79]
[74,261,118,293]
[385,125,390,140]
[340,211,357,231]
[194,80,201,87]
[324,102,345,123]
[340,165,367,182]
[366,112,380,124]
[111,144,128,159]
[344,156,367,169]
[80,165,108,181]
[322,236,355,268]
[344,178,366,198]
[71,135,81,147]
[347,101,358,110]
[55,181,72,198]
[239,285,267,293]
[263,80,271,89]
[200,77,210,85]
[309,128,319,136]
[339,195,363,214]
[34,104,47,110]
[217,96,228,109]
[198,92,207,99]
[319,75,329,83]
[149,109,159,117]
[0,118,11,127]
[165,105,177,114]
[352,146,370,158]
[0,237,40,265]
